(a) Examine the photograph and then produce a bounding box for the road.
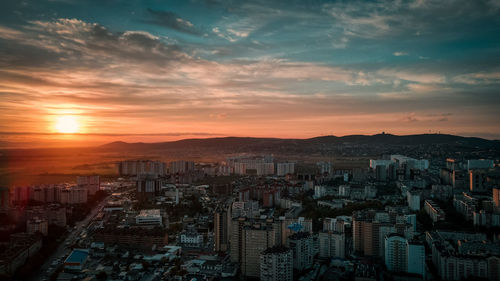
[31,196,109,281]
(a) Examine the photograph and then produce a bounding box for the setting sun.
[54,115,80,133]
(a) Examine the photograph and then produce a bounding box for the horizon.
[1,0,500,147]
[1,131,498,150]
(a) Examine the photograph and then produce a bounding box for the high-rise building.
[288,232,314,270]
[318,231,345,259]
[469,169,489,193]
[230,217,277,278]
[277,163,295,176]
[136,176,161,199]
[76,175,100,196]
[118,160,166,177]
[214,205,231,252]
[59,187,87,204]
[169,160,195,174]
[385,234,407,272]
[407,190,421,211]
[407,241,425,277]
[260,246,293,281]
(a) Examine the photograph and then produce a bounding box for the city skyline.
[1,0,500,147]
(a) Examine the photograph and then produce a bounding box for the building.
[135,209,162,227]
[118,160,166,177]
[64,249,89,271]
[317,161,332,175]
[424,200,446,222]
[76,175,100,196]
[136,176,161,199]
[214,206,231,252]
[180,230,203,247]
[170,160,195,174]
[288,232,314,270]
[0,233,43,276]
[469,169,489,193]
[453,193,478,220]
[407,190,421,211]
[318,231,345,259]
[407,241,425,277]
[260,246,293,281]
[93,227,168,249]
[385,234,407,272]
[494,187,500,209]
[230,218,277,278]
[26,204,67,226]
[256,163,275,176]
[59,187,87,204]
[277,163,295,176]
[467,159,494,170]
[242,224,276,277]
[27,217,48,236]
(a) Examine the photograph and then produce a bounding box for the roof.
[65,249,89,264]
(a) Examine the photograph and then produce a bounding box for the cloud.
[393,51,408,56]
[453,71,500,85]
[145,8,201,35]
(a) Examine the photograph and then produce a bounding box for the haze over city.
[1,0,500,148]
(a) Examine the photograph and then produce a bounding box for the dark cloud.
[145,8,201,35]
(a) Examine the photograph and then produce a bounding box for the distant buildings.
[228,155,274,176]
[26,204,67,227]
[76,175,100,196]
[277,162,295,176]
[136,176,162,199]
[118,160,166,177]
[169,160,195,174]
[260,246,293,281]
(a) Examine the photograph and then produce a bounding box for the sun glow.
[54,115,80,133]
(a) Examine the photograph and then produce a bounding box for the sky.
[1,0,500,147]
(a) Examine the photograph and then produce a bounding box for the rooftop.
[65,249,89,264]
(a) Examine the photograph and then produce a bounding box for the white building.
[180,231,203,247]
[260,247,293,281]
[385,234,408,272]
[277,163,295,176]
[136,209,162,227]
